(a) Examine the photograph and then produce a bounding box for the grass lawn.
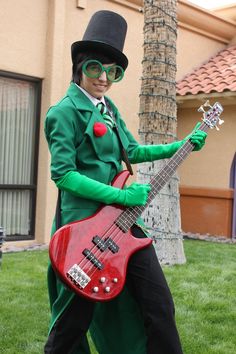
[0,240,235,354]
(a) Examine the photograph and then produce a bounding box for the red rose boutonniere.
[93,122,107,137]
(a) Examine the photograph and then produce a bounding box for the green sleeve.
[117,119,207,164]
[44,106,78,180]
[56,171,151,207]
[128,142,183,163]
[110,105,182,164]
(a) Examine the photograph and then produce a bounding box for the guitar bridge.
[66,264,91,288]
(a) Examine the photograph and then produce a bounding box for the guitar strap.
[55,189,61,230]
[55,100,133,230]
[105,97,134,176]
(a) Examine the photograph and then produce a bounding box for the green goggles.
[82,60,124,82]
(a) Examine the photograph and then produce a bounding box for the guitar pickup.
[83,248,104,270]
[66,264,91,288]
[92,236,119,254]
[92,235,107,252]
[105,238,119,253]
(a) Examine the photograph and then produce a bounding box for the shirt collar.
[76,84,106,107]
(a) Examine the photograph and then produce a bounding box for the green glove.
[56,171,151,207]
[121,183,151,206]
[130,123,207,163]
[130,141,183,163]
[187,123,207,151]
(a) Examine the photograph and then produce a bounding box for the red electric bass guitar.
[49,102,223,302]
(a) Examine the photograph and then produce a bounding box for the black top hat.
[71,10,128,70]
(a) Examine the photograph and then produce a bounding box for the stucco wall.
[177,101,236,189]
[1,0,235,245]
[214,5,236,21]
[176,28,225,81]
[0,0,48,77]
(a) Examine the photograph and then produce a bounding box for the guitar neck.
[116,121,209,232]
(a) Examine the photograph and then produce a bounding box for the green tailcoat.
[45,83,147,354]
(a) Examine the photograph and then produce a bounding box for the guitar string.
[71,119,214,283]
[75,139,197,278]
[75,149,204,283]
[76,221,124,272]
[75,140,194,278]
[75,139,199,278]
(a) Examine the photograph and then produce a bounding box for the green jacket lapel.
[66,82,95,112]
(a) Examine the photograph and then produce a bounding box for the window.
[0,72,41,241]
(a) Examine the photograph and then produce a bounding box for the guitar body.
[49,171,152,302]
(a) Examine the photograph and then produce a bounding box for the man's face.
[80,63,114,99]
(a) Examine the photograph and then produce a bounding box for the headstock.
[198,100,224,131]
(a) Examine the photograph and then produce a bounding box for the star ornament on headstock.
[198,100,224,131]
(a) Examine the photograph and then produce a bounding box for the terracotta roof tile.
[177,46,236,96]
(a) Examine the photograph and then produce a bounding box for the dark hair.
[72,50,115,84]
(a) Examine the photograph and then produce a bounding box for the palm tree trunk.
[137,0,186,264]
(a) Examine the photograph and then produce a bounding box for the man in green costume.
[44,10,207,354]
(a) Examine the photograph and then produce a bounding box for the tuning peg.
[203,100,212,108]
[218,118,224,125]
[215,125,220,131]
[198,105,205,113]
